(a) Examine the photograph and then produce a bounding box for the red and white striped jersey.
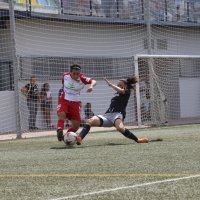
[60,72,92,101]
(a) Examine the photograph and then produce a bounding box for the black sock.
[122,129,138,142]
[79,124,91,139]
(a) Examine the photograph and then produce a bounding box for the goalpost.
[134,54,200,128]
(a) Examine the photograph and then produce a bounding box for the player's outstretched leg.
[137,138,148,143]
[76,124,91,145]
[115,119,148,143]
[122,129,148,143]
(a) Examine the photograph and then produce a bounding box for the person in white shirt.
[56,64,97,142]
[92,0,102,16]
[40,83,54,128]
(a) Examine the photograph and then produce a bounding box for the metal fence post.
[9,0,22,138]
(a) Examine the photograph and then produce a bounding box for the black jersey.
[105,87,131,118]
[25,83,39,100]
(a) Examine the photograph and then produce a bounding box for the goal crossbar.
[135,55,200,59]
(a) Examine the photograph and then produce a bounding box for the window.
[157,39,167,50]
[144,38,154,49]
[0,62,13,91]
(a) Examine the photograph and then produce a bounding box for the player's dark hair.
[86,102,91,108]
[70,64,81,72]
[120,76,138,89]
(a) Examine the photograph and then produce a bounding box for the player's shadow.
[50,142,133,150]
[50,146,77,150]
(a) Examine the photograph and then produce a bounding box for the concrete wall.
[0,91,16,133]
[180,77,200,118]
[15,19,147,57]
[13,19,200,57]
[152,26,200,55]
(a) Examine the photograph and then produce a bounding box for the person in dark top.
[84,102,94,119]
[21,76,40,130]
[76,76,148,145]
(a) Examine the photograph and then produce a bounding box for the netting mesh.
[0,0,200,135]
[137,57,200,126]
[18,56,136,131]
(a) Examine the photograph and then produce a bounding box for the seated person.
[84,102,95,119]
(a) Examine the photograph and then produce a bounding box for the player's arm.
[87,79,97,93]
[81,75,97,93]
[103,78,125,94]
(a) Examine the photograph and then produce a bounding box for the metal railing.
[0,0,200,23]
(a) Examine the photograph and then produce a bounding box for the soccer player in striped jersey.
[56,64,96,142]
[76,76,148,145]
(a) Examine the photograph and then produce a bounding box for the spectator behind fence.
[122,0,139,19]
[163,0,173,22]
[174,0,185,21]
[194,0,200,12]
[21,76,40,130]
[92,0,102,16]
[40,83,54,129]
[62,0,71,11]
[85,102,95,119]
[103,0,115,18]
[193,0,200,22]
[151,0,173,22]
[77,0,90,15]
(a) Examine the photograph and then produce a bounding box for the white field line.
[50,174,200,200]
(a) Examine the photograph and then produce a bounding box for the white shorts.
[97,112,123,127]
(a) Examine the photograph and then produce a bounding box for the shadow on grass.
[50,142,133,150]
[50,139,163,149]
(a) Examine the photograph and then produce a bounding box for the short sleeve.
[80,74,92,85]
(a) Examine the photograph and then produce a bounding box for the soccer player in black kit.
[76,76,148,145]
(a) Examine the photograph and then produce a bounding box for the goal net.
[135,55,200,127]
[18,56,136,132]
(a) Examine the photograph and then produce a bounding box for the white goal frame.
[134,54,200,128]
